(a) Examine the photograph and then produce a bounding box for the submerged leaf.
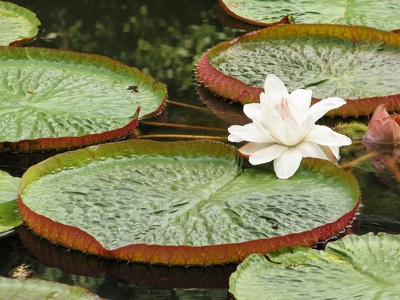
[19,140,360,266]
[196,24,400,117]
[0,46,167,151]
[0,2,41,46]
[229,233,400,299]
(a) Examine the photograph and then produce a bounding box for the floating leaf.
[197,24,400,117]
[0,276,102,300]
[229,233,400,299]
[0,2,41,46]
[19,139,360,266]
[219,0,400,31]
[0,170,21,234]
[17,225,237,289]
[0,46,167,152]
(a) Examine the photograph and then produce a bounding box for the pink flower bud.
[363,104,400,144]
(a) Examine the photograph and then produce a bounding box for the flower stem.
[166,100,210,112]
[340,151,377,169]
[139,134,227,141]
[139,121,227,133]
[383,156,400,184]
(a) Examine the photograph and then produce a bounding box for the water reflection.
[2,0,400,299]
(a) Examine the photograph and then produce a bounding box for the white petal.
[263,97,284,140]
[295,141,331,160]
[253,120,277,143]
[306,97,346,123]
[276,118,300,146]
[263,74,289,103]
[273,148,303,179]
[322,145,339,160]
[243,103,262,121]
[305,125,352,146]
[247,143,288,165]
[297,114,314,141]
[228,123,271,143]
[238,142,273,156]
[287,89,312,115]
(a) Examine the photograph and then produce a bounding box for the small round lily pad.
[0,1,41,46]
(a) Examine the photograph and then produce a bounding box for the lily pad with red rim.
[18,139,360,266]
[0,1,41,46]
[0,46,167,152]
[219,0,400,32]
[196,24,400,117]
[229,233,400,299]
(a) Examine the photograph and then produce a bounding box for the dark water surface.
[1,1,399,299]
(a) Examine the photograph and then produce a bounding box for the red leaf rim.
[216,3,269,32]
[0,46,168,152]
[18,140,361,266]
[218,0,291,28]
[196,24,400,117]
[217,0,400,33]
[1,2,41,46]
[17,225,237,289]
[0,108,141,152]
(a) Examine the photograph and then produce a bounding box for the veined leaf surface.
[0,47,167,151]
[0,170,20,234]
[0,1,40,46]
[0,276,102,300]
[19,140,360,266]
[219,0,400,31]
[229,233,400,299]
[196,24,400,117]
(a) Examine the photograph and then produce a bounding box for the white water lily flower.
[228,74,352,179]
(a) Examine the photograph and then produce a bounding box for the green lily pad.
[0,276,102,300]
[219,0,400,31]
[196,24,400,117]
[19,139,360,266]
[229,233,400,299]
[0,170,21,233]
[0,2,41,46]
[0,46,167,152]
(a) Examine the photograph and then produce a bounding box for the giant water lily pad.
[0,46,167,152]
[219,0,400,31]
[196,24,400,117]
[0,2,41,46]
[229,233,400,299]
[0,276,102,300]
[18,140,360,266]
[0,170,21,234]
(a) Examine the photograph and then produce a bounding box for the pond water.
[1,0,399,299]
